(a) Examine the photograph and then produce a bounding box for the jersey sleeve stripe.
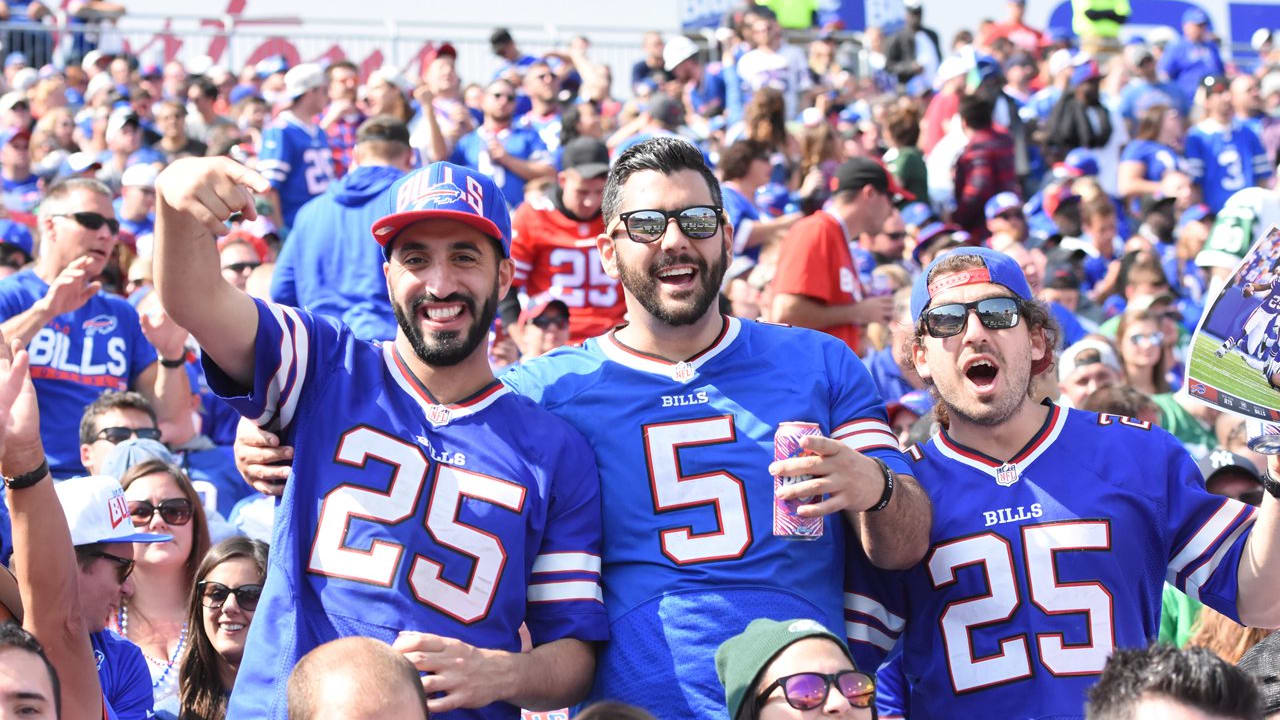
[837,431,901,454]
[250,303,297,427]
[845,592,905,631]
[275,305,310,429]
[833,418,893,436]
[845,620,896,652]
[512,259,533,271]
[1183,510,1255,602]
[1167,500,1251,582]
[531,552,602,575]
[528,580,604,603]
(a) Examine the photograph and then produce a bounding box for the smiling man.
[151,157,606,719]
[502,137,931,718]
[0,178,190,478]
[843,246,1280,718]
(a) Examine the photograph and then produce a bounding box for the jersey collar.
[598,315,740,382]
[933,401,1068,478]
[383,342,510,426]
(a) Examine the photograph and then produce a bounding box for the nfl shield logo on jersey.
[671,361,695,383]
[427,405,452,426]
[995,462,1019,487]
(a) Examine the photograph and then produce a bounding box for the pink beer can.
[774,421,824,540]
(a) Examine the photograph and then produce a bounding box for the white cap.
[1058,338,1122,381]
[1263,71,1280,99]
[0,91,25,113]
[186,54,214,78]
[368,65,412,94]
[106,107,138,138]
[80,49,105,71]
[284,62,326,100]
[121,163,158,188]
[933,55,970,90]
[54,475,172,547]
[1149,26,1178,47]
[1047,48,1074,77]
[11,67,36,92]
[663,35,699,72]
[85,72,114,101]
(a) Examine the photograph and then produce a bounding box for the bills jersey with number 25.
[844,403,1255,720]
[503,317,912,719]
[210,299,608,720]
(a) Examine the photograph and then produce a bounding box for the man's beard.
[616,244,727,327]
[393,288,498,367]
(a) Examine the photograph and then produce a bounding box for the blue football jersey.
[212,299,608,720]
[0,269,156,476]
[844,404,1255,720]
[93,629,154,720]
[720,183,761,261]
[1185,120,1272,212]
[257,111,335,228]
[503,318,912,719]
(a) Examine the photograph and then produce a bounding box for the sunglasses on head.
[95,426,162,444]
[198,581,263,611]
[85,550,134,583]
[129,498,194,527]
[756,670,875,712]
[223,261,261,274]
[611,205,723,243]
[532,314,568,330]
[923,296,1022,338]
[53,211,120,234]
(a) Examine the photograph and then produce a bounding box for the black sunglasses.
[531,314,568,330]
[198,581,263,612]
[756,670,875,711]
[86,550,134,583]
[95,426,162,444]
[923,296,1022,338]
[53,211,120,234]
[223,261,261,274]
[612,205,723,243]
[128,498,194,527]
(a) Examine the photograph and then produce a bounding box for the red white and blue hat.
[371,161,512,257]
[911,246,1034,321]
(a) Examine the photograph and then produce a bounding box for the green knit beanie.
[715,618,856,719]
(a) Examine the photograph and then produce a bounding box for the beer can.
[1247,418,1280,455]
[773,421,824,540]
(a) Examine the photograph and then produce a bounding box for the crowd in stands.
[1,0,1280,717]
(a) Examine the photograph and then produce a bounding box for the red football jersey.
[510,196,625,343]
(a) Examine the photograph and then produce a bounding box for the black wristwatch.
[4,458,48,490]
[160,356,186,368]
[1264,471,1280,500]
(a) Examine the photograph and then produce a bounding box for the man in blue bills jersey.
[843,246,1280,719]
[257,63,336,230]
[502,137,933,718]
[151,156,607,720]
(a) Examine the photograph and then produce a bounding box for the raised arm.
[153,157,270,386]
[0,334,104,720]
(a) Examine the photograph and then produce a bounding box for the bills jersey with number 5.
[210,298,608,720]
[502,317,912,719]
[257,111,335,228]
[844,403,1255,719]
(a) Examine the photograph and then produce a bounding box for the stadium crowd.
[2,0,1280,718]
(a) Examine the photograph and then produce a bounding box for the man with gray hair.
[0,178,191,478]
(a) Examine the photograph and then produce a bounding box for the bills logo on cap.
[392,166,485,218]
[107,492,128,529]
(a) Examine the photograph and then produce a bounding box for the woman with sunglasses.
[158,537,268,720]
[1115,307,1173,396]
[114,459,212,707]
[717,618,874,720]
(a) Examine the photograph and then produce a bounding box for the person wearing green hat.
[717,618,875,719]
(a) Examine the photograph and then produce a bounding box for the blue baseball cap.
[1178,203,1213,228]
[1182,8,1210,26]
[1070,55,1100,86]
[888,389,934,421]
[984,191,1022,220]
[4,52,26,69]
[910,246,1034,321]
[0,219,33,258]
[901,201,936,228]
[371,161,512,257]
[1063,148,1099,177]
[755,183,791,217]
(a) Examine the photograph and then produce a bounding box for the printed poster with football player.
[1187,226,1280,421]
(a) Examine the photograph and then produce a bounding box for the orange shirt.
[510,195,624,343]
[770,210,864,354]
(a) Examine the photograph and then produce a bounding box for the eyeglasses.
[1126,331,1165,346]
[756,670,875,711]
[222,261,261,274]
[53,211,120,234]
[883,231,908,241]
[997,210,1025,221]
[128,498,194,527]
[922,296,1022,338]
[199,581,263,612]
[531,314,568,330]
[611,205,723,243]
[489,91,515,100]
[94,426,162,444]
[85,551,134,583]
